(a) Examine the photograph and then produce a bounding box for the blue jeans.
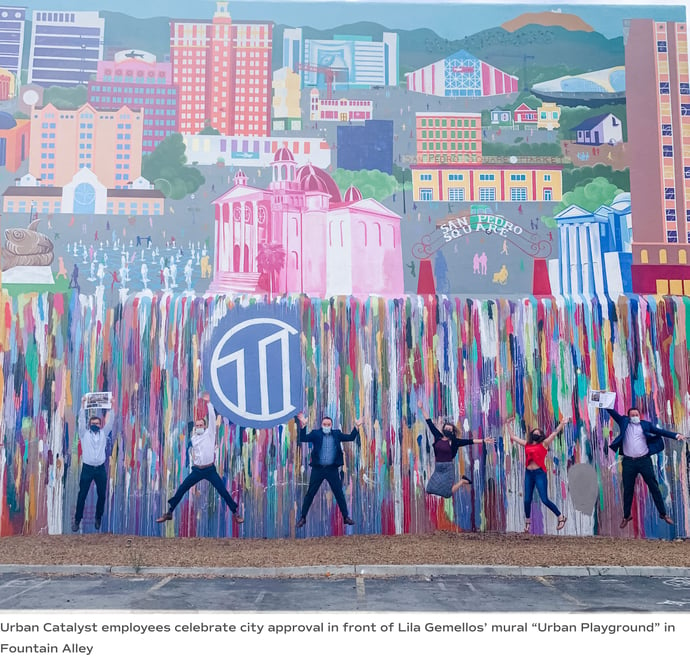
[524,468,561,519]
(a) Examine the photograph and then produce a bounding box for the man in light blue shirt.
[72,395,114,532]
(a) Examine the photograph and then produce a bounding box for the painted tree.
[257,243,286,299]
[141,133,205,199]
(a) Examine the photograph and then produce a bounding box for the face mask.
[195,427,205,435]
[322,426,332,435]
[531,432,544,443]
[90,424,100,434]
[443,429,454,437]
[630,416,641,425]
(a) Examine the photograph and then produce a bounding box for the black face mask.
[531,432,545,443]
[443,428,454,437]
[90,424,101,434]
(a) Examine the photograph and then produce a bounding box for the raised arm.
[297,412,317,443]
[508,429,527,446]
[605,408,623,426]
[102,405,114,436]
[203,393,216,439]
[649,424,687,441]
[340,418,363,442]
[543,418,569,447]
[78,396,88,439]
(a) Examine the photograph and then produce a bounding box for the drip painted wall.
[1,292,689,539]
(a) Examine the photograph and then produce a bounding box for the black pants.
[300,465,349,520]
[74,463,107,523]
[168,465,238,513]
[622,455,666,518]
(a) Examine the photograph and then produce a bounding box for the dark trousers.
[524,468,561,519]
[74,463,107,523]
[168,464,238,514]
[300,465,350,520]
[622,455,666,518]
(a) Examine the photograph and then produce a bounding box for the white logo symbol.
[210,318,298,423]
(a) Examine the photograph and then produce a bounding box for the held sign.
[206,304,303,428]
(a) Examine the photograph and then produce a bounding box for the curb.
[2,564,690,578]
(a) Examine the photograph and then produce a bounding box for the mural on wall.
[2,0,687,299]
[2,1,690,539]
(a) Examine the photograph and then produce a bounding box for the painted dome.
[296,164,342,202]
[344,185,363,202]
[0,112,17,130]
[273,147,295,162]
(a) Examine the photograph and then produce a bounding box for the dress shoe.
[156,512,173,523]
[296,517,306,528]
[619,517,632,529]
[71,521,80,532]
[94,518,101,530]
[661,515,674,525]
[344,517,355,526]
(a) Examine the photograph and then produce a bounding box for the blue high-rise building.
[0,6,26,77]
[28,9,104,87]
[337,119,393,174]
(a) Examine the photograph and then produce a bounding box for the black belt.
[623,454,649,460]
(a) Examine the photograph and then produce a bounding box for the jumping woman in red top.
[508,418,569,533]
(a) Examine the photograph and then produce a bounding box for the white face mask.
[195,427,205,435]
[630,416,641,425]
[322,426,332,434]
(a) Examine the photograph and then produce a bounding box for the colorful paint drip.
[1,292,689,539]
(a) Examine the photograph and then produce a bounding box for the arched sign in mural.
[207,305,303,428]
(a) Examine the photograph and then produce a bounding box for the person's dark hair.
[321,416,333,424]
[89,416,102,426]
[627,407,641,417]
[527,428,545,444]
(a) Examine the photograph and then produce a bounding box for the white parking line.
[356,576,366,600]
[146,576,173,593]
[0,579,50,605]
[254,591,266,605]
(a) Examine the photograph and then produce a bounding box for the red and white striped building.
[405,49,518,97]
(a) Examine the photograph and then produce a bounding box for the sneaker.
[94,518,101,530]
[296,517,306,528]
[344,517,355,526]
[156,512,173,523]
[71,520,80,532]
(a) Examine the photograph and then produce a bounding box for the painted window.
[641,249,649,264]
[420,174,432,181]
[682,83,690,95]
[680,250,687,264]
[448,188,465,201]
[510,187,527,201]
[663,145,673,157]
[658,40,668,52]
[660,249,669,263]
[665,187,676,199]
[544,189,552,201]
[662,124,672,136]
[420,188,433,201]
[666,208,677,221]
[479,187,496,201]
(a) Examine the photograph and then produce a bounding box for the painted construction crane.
[297,63,337,99]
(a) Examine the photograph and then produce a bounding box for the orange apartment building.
[170,1,272,136]
[28,102,143,187]
[626,19,690,295]
[415,112,482,164]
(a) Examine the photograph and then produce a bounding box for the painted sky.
[9,1,686,39]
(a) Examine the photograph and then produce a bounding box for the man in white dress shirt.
[606,406,687,529]
[156,393,243,525]
[72,395,114,532]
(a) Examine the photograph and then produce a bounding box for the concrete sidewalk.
[2,563,690,578]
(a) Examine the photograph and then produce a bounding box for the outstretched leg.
[533,469,566,529]
[638,456,673,524]
[324,466,354,525]
[157,466,204,522]
[206,466,242,521]
[297,467,327,527]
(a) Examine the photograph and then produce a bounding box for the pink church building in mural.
[210,147,404,297]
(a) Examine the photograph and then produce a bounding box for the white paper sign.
[588,389,616,409]
[85,392,112,410]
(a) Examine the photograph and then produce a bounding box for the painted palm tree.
[256,242,286,299]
